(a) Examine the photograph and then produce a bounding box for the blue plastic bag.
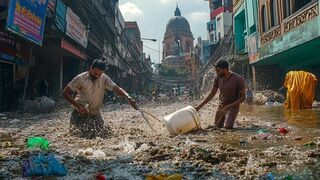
[22,154,67,177]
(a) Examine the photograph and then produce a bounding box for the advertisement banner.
[6,0,49,46]
[66,7,87,48]
[55,0,66,32]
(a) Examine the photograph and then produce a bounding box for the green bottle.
[26,137,50,150]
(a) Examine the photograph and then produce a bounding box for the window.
[293,0,312,13]
[283,0,312,19]
[283,0,291,18]
[261,5,268,32]
[270,0,279,27]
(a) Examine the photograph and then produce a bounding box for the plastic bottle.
[96,173,106,180]
[26,137,50,150]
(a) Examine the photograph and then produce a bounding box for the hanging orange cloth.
[284,71,318,110]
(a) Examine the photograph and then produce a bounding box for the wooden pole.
[22,45,34,103]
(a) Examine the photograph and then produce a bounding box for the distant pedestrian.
[195,60,246,129]
[63,59,137,138]
[245,88,253,104]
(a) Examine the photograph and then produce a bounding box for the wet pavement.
[1,99,320,179]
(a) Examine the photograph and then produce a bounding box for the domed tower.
[162,5,194,73]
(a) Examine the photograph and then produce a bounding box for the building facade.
[0,0,152,110]
[162,5,196,76]
[233,0,320,99]
[206,0,233,44]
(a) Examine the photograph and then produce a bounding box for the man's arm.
[62,86,88,114]
[195,86,218,111]
[222,88,246,110]
[113,85,138,109]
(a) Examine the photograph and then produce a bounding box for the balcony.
[260,2,318,45]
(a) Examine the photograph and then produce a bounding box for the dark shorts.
[214,106,239,129]
[70,111,106,139]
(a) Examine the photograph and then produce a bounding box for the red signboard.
[61,38,86,60]
[210,7,233,20]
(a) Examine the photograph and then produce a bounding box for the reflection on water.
[240,104,320,128]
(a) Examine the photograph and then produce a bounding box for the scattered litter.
[284,174,293,180]
[261,172,275,180]
[278,127,288,135]
[258,133,272,139]
[136,143,150,153]
[77,148,107,160]
[22,154,67,177]
[304,142,316,148]
[96,172,106,180]
[257,129,270,134]
[10,119,21,123]
[146,173,182,180]
[257,129,271,139]
[26,137,50,150]
[293,136,303,141]
[185,137,197,146]
[265,102,274,106]
[1,141,11,148]
[240,140,246,146]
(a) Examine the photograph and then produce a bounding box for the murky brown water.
[240,104,320,128]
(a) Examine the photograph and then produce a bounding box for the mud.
[1,99,320,179]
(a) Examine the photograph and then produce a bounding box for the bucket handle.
[187,110,200,129]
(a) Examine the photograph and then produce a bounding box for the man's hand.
[76,105,88,115]
[127,96,138,110]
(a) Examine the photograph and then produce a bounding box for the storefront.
[0,27,30,109]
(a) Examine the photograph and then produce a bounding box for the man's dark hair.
[91,59,106,70]
[215,60,229,70]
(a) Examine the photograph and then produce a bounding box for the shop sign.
[65,7,87,48]
[6,0,49,45]
[61,38,86,60]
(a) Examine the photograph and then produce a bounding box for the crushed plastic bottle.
[96,172,106,180]
[26,137,50,150]
[278,127,288,135]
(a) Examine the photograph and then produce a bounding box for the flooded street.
[1,100,320,179]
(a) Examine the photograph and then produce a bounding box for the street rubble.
[0,98,320,179]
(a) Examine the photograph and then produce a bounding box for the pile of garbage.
[22,137,67,178]
[21,96,56,113]
[253,90,285,105]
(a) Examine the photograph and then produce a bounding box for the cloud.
[188,11,209,23]
[119,2,143,20]
[159,0,174,4]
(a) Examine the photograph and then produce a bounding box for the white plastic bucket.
[163,106,201,135]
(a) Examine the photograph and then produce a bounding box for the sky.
[119,0,210,64]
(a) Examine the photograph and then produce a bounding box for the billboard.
[66,7,87,48]
[6,0,49,45]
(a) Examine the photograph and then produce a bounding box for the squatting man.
[63,59,138,138]
[195,60,246,129]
